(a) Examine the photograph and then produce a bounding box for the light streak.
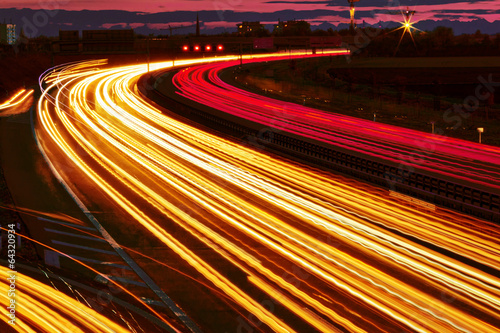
[171,60,500,192]
[0,227,181,332]
[0,89,33,111]
[35,54,500,332]
[0,264,129,332]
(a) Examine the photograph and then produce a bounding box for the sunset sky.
[3,0,500,22]
[2,0,500,35]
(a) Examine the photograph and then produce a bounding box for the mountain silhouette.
[1,8,499,37]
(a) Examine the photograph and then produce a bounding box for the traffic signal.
[194,45,200,51]
[182,45,189,51]
[205,45,212,51]
[217,45,223,51]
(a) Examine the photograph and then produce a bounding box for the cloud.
[129,23,145,29]
[2,5,500,37]
[101,23,128,29]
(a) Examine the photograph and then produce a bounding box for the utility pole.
[196,13,200,37]
[347,0,360,34]
[147,35,150,73]
[239,42,243,67]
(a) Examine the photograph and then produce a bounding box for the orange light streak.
[34,56,500,332]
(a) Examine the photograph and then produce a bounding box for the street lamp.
[477,127,484,143]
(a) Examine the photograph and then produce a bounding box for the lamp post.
[430,121,435,134]
[147,34,151,73]
[477,127,484,143]
[239,42,243,67]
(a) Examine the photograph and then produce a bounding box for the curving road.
[0,264,129,332]
[169,60,500,194]
[34,55,500,332]
[0,89,34,116]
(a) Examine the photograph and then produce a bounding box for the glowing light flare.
[393,9,423,54]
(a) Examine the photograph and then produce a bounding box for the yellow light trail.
[0,89,33,111]
[0,265,129,333]
[35,55,500,332]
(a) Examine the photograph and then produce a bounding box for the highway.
[0,89,33,116]
[168,60,500,194]
[34,55,500,332]
[0,263,129,332]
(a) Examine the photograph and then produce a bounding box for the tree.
[431,26,454,49]
[281,21,311,36]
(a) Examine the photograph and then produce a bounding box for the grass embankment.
[232,56,500,146]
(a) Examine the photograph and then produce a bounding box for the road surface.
[33,55,500,332]
[165,60,500,195]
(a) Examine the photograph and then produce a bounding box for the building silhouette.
[237,21,265,36]
[0,22,16,45]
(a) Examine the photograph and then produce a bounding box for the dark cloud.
[266,0,496,6]
[330,0,496,6]
[2,6,500,37]
[433,9,499,14]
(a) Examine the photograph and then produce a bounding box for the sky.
[2,0,500,35]
[3,0,500,22]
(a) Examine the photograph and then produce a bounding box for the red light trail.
[32,54,500,332]
[172,60,500,193]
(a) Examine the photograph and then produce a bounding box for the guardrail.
[138,72,500,223]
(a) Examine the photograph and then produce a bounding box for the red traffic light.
[217,45,223,51]
[194,45,200,51]
[205,45,211,51]
[182,45,189,51]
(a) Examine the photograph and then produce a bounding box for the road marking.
[44,249,61,268]
[45,228,107,242]
[141,297,166,307]
[61,254,132,271]
[95,274,148,288]
[5,260,176,332]
[39,217,97,231]
[51,240,119,256]
[32,106,202,333]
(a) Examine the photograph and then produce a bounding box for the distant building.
[82,29,134,53]
[53,29,135,54]
[54,30,81,53]
[59,30,79,41]
[273,20,311,36]
[237,21,265,36]
[0,23,16,45]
